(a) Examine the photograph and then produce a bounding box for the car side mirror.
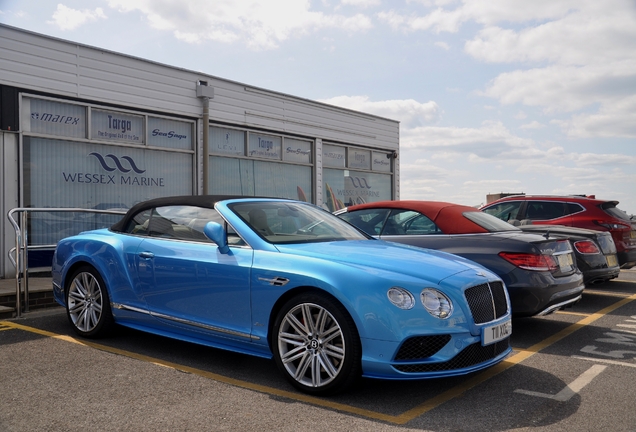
[203,221,229,254]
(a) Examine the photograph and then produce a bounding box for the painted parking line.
[515,364,607,402]
[584,289,633,298]
[2,292,636,425]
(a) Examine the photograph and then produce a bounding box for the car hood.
[274,239,494,285]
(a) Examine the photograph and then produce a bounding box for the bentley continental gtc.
[52,196,512,395]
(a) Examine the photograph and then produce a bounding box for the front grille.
[393,338,510,373]
[394,335,452,360]
[464,281,508,324]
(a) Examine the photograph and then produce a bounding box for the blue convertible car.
[52,196,512,395]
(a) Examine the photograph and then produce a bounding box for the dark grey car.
[336,200,585,317]
[517,224,620,285]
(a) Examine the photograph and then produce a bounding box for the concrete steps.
[0,277,60,319]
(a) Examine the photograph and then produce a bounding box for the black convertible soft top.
[110,195,246,232]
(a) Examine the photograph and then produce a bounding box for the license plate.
[483,319,512,346]
[556,253,573,272]
[606,254,618,267]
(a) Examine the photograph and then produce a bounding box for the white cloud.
[381,1,636,139]
[340,0,380,8]
[319,95,441,127]
[106,0,373,50]
[434,41,450,50]
[520,121,544,129]
[48,4,106,30]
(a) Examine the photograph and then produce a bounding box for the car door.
[133,206,254,339]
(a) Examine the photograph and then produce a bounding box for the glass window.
[323,168,392,211]
[210,126,245,156]
[526,201,566,220]
[348,148,371,170]
[23,137,194,245]
[248,132,282,160]
[322,144,346,168]
[372,151,392,172]
[566,203,585,216]
[283,138,312,163]
[209,156,312,202]
[91,109,144,144]
[148,117,193,150]
[23,97,86,138]
[390,210,442,235]
[338,208,391,236]
[482,201,524,222]
[230,201,366,244]
[463,212,520,232]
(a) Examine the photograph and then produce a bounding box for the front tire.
[272,292,361,395]
[65,266,114,338]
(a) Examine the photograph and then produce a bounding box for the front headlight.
[421,288,453,319]
[387,287,415,310]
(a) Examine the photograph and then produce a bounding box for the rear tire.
[65,266,114,338]
[272,292,361,395]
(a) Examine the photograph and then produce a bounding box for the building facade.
[0,24,400,278]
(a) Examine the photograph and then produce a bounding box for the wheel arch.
[266,286,360,352]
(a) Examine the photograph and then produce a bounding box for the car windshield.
[229,201,370,244]
[464,211,521,232]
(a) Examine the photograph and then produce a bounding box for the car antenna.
[543,230,551,239]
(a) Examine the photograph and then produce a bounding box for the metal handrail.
[6,207,126,318]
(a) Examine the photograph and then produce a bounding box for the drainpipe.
[196,81,214,195]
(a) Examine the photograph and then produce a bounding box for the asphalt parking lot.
[1,270,636,432]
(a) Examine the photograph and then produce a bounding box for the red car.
[481,195,636,269]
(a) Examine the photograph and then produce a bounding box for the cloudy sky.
[2,0,635,214]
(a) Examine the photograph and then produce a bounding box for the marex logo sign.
[62,152,164,187]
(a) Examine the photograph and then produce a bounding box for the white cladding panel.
[0,24,398,150]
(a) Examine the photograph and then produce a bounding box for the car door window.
[393,210,441,235]
[526,201,566,220]
[482,201,523,222]
[122,205,245,245]
[339,208,390,235]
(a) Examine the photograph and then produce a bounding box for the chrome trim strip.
[536,295,582,316]
[112,303,258,340]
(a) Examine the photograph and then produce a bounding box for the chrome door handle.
[139,251,154,259]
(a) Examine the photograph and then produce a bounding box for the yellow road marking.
[584,289,633,298]
[3,292,636,425]
[556,311,592,317]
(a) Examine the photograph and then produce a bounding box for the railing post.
[6,207,126,318]
[14,210,22,318]
[21,211,30,313]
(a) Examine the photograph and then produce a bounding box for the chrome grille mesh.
[464,281,508,324]
[393,338,510,373]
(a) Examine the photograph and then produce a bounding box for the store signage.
[284,138,312,164]
[248,133,281,159]
[372,151,391,172]
[148,117,192,150]
[348,149,371,170]
[210,126,245,156]
[91,109,144,144]
[24,97,86,138]
[62,152,164,187]
[323,144,346,168]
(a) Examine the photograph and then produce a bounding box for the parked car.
[52,195,512,395]
[481,195,636,269]
[335,200,584,318]
[517,224,620,285]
